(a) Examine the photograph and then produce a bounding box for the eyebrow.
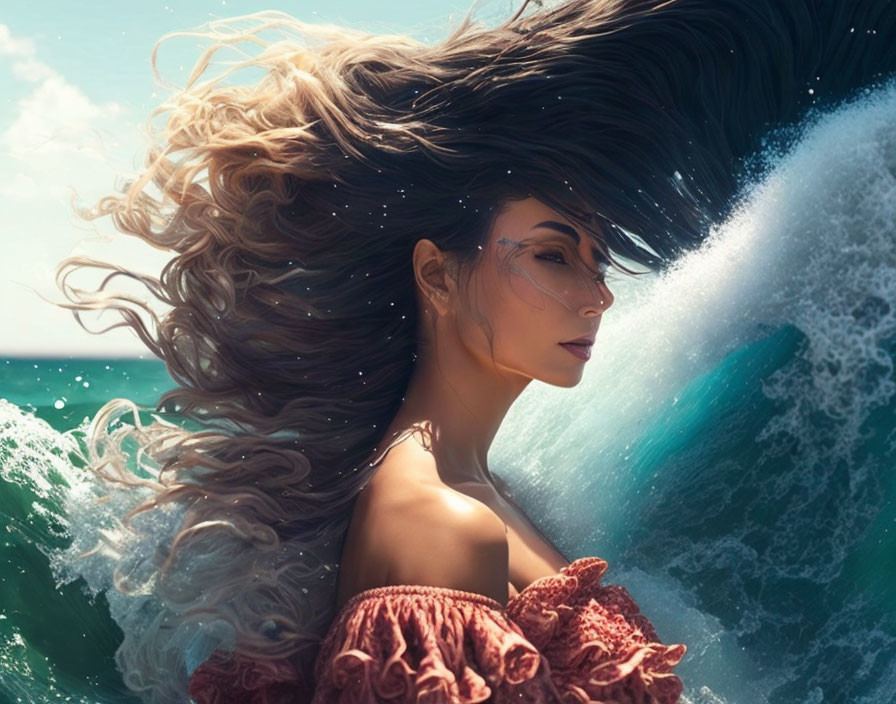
[530,220,606,262]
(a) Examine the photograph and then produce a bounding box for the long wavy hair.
[51,0,896,700]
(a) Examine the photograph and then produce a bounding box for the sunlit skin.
[379,196,615,488]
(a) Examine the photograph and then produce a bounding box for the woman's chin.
[540,368,586,388]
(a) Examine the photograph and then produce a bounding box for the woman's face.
[454,196,615,388]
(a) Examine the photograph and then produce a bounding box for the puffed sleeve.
[506,557,687,704]
[311,584,563,703]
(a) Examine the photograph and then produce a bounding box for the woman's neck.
[383,338,531,486]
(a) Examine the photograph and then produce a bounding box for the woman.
[332,194,614,608]
[54,0,896,701]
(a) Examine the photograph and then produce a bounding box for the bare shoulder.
[340,446,509,606]
[383,479,509,601]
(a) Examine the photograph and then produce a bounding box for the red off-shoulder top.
[188,556,687,703]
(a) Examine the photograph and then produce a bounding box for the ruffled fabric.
[311,584,564,703]
[189,557,686,703]
[506,557,687,703]
[188,648,312,704]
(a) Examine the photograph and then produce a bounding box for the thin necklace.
[364,425,421,472]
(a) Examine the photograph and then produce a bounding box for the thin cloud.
[0,23,36,57]
[1,24,130,195]
[0,23,162,357]
[4,74,124,161]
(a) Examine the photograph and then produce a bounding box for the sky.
[0,0,516,357]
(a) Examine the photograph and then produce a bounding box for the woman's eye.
[535,250,567,265]
[534,249,610,284]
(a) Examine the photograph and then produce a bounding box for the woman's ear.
[412,239,454,315]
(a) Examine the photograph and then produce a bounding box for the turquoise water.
[0,358,173,704]
[2,82,896,704]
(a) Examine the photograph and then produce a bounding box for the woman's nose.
[578,281,614,316]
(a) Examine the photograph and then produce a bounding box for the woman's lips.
[558,342,592,361]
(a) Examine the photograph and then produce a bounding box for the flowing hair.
[50,0,896,700]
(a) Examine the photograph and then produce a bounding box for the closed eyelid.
[529,221,610,264]
[535,250,608,286]
[539,242,607,273]
[499,236,609,277]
